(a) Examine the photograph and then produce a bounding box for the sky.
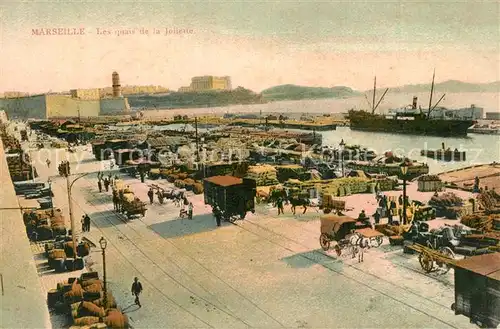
[0,0,498,93]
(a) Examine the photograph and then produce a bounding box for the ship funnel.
[412,96,418,109]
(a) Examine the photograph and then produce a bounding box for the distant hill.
[386,80,500,94]
[127,86,265,109]
[261,84,360,101]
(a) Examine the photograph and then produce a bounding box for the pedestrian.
[188,202,193,220]
[158,190,164,204]
[213,206,222,227]
[112,192,119,211]
[81,215,86,232]
[277,197,284,215]
[97,180,102,193]
[131,277,143,308]
[84,214,91,232]
[148,188,154,204]
[104,178,110,192]
[374,210,381,225]
[46,159,51,168]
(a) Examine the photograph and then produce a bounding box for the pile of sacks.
[246,165,279,186]
[48,272,128,329]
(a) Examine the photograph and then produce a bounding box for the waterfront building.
[190,76,232,91]
[2,91,30,98]
[70,88,101,100]
[486,112,500,120]
[178,86,193,92]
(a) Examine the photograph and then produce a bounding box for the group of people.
[81,214,91,232]
[374,192,411,225]
[146,187,194,219]
[97,172,115,193]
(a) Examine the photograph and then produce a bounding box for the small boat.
[420,143,466,162]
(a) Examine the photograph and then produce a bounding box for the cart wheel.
[319,234,331,251]
[334,244,342,256]
[323,208,331,214]
[437,247,455,274]
[373,236,383,247]
[450,303,456,311]
[228,215,237,223]
[419,252,434,273]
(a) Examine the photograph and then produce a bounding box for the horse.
[289,196,310,215]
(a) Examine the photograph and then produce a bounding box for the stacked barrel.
[0,124,37,181]
[47,272,129,328]
[23,208,90,272]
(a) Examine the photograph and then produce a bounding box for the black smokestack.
[412,96,418,110]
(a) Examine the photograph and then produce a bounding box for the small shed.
[417,174,443,192]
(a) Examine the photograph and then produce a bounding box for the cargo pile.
[51,140,69,148]
[166,172,204,194]
[24,208,67,241]
[114,182,147,218]
[0,124,22,152]
[417,174,443,192]
[0,126,37,181]
[275,165,306,182]
[285,177,371,197]
[245,165,279,186]
[47,272,128,328]
[23,208,90,272]
[477,190,500,214]
[461,213,500,232]
[428,192,465,218]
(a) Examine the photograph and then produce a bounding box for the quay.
[438,162,500,191]
[0,141,51,329]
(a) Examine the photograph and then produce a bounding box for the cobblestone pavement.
[27,145,478,329]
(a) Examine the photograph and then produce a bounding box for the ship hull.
[348,111,474,137]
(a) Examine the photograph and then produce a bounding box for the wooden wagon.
[320,193,346,214]
[203,176,256,223]
[121,198,147,219]
[452,253,500,328]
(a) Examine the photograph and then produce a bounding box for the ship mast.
[370,76,389,114]
[426,69,446,119]
[372,76,377,113]
[427,69,435,118]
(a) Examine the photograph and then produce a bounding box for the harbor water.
[320,126,500,174]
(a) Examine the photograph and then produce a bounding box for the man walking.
[103,178,110,192]
[147,188,154,204]
[84,214,91,232]
[131,277,143,307]
[112,190,119,211]
[97,180,102,193]
[188,202,194,220]
[277,197,284,215]
[81,215,86,232]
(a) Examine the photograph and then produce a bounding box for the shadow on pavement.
[149,213,222,239]
[281,249,344,271]
[122,303,141,314]
[87,209,128,228]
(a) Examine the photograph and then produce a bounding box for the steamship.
[348,73,475,137]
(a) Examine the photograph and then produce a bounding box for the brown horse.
[290,196,310,215]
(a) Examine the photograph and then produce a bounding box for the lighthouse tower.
[112,71,122,97]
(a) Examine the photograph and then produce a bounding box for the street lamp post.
[48,178,53,216]
[339,139,345,177]
[99,237,108,308]
[400,163,408,225]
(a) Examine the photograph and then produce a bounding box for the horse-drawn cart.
[320,194,346,214]
[121,198,147,218]
[319,215,384,255]
[204,176,256,224]
[406,243,457,274]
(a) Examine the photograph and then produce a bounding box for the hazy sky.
[0,0,498,93]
